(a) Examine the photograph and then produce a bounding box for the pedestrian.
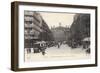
[41,43,46,55]
[41,48,46,55]
[57,42,60,48]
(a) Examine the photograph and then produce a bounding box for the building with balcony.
[24,11,53,48]
[67,14,90,47]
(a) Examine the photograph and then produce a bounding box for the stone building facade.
[24,11,53,48]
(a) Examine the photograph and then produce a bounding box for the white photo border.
[18,5,96,68]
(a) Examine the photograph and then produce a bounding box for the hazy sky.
[40,12,75,28]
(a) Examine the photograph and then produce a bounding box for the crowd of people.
[25,38,90,56]
[25,41,65,55]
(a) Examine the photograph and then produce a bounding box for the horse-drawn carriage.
[33,41,47,55]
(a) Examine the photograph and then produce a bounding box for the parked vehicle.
[82,37,90,49]
[33,41,47,55]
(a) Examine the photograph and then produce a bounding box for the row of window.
[24,12,42,40]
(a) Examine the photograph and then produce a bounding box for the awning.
[35,41,46,44]
[82,37,90,41]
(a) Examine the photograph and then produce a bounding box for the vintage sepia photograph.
[11,2,97,71]
[24,11,91,62]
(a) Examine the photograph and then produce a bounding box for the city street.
[24,11,91,62]
[25,44,90,62]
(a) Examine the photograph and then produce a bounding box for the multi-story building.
[67,14,90,47]
[24,11,53,48]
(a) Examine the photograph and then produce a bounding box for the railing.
[24,11,34,16]
[24,16,33,21]
[25,36,38,39]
